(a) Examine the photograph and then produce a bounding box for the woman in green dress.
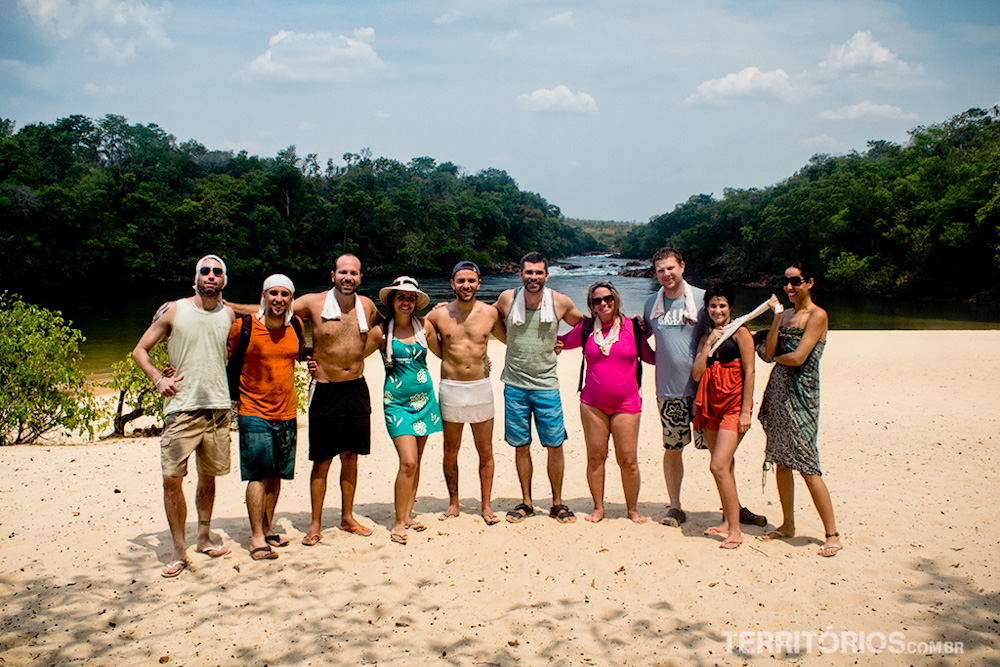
[372,277,442,545]
[757,262,842,557]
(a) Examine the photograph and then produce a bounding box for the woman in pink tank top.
[556,281,655,524]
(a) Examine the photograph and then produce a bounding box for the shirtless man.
[133,254,235,578]
[232,254,379,545]
[427,261,506,525]
[295,255,380,544]
[495,252,585,524]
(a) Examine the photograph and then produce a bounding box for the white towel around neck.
[592,316,621,356]
[707,299,772,355]
[384,318,428,364]
[511,287,555,326]
[320,290,370,333]
[649,281,699,325]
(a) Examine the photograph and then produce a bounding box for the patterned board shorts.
[656,396,706,451]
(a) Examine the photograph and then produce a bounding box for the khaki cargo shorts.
[160,409,231,477]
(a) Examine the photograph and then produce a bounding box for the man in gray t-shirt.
[643,247,766,529]
[643,247,707,527]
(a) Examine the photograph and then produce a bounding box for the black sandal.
[506,503,535,523]
[550,504,575,523]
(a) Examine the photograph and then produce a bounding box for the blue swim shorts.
[239,415,297,481]
[503,385,566,448]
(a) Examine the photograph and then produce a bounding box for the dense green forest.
[621,107,1000,300]
[2,108,998,300]
[0,114,599,287]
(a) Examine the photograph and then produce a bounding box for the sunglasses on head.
[781,275,805,286]
[592,295,615,306]
[199,266,224,277]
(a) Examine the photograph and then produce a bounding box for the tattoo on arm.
[151,302,169,324]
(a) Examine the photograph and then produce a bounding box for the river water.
[27,254,1000,377]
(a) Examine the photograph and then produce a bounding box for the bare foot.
[585,509,604,523]
[628,511,648,524]
[481,512,501,525]
[703,525,728,536]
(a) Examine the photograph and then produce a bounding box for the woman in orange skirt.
[691,284,756,549]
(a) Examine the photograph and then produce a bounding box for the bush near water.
[0,292,97,445]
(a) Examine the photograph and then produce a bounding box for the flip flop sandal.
[250,546,278,560]
[265,534,290,548]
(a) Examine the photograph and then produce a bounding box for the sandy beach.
[1,330,998,665]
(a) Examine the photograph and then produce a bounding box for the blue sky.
[2,0,998,221]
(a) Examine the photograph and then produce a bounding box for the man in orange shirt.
[227,274,304,560]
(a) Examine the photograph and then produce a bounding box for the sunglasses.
[781,276,805,286]
[199,266,224,277]
[592,295,615,306]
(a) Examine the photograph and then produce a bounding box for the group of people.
[131,247,841,578]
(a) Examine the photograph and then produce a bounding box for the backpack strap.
[226,314,253,401]
[632,316,643,389]
[577,317,595,394]
[290,315,305,361]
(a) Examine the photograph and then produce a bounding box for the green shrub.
[102,343,169,436]
[0,292,98,444]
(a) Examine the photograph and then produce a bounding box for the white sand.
[1,330,998,665]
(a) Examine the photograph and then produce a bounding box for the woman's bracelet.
[154,376,166,388]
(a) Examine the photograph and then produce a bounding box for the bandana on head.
[195,254,228,289]
[258,274,295,325]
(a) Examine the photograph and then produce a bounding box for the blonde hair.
[585,280,623,318]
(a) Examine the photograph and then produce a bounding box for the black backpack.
[577,316,644,393]
[227,314,305,400]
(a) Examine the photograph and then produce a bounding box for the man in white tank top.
[133,254,236,578]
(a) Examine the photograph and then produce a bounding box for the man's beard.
[197,282,221,297]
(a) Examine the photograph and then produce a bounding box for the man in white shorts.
[427,261,507,524]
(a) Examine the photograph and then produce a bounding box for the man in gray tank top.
[133,254,236,578]
[494,252,584,524]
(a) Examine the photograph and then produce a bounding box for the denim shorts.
[503,385,566,448]
[239,415,297,481]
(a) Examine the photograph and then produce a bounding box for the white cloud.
[18,0,170,61]
[819,31,919,75]
[818,101,918,121]
[83,82,123,96]
[540,11,573,29]
[685,67,794,104]
[490,29,521,51]
[433,12,459,25]
[516,85,597,113]
[375,110,391,119]
[249,28,384,83]
[491,11,573,51]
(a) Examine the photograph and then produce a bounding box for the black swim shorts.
[308,378,372,460]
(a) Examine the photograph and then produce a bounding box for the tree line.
[621,107,1000,300]
[0,114,599,289]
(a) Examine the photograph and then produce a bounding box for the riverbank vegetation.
[0,115,598,288]
[621,107,1000,301]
